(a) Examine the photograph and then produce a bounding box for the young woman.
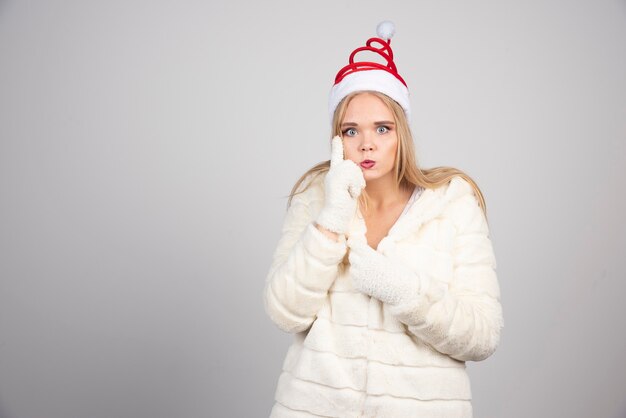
[263,22,503,418]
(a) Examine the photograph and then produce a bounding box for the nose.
[360,133,375,152]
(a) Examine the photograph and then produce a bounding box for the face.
[340,93,398,184]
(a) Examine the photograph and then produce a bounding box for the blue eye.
[343,128,357,137]
[377,126,389,134]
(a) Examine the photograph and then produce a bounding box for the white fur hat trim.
[328,69,411,122]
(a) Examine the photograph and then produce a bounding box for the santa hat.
[328,21,410,122]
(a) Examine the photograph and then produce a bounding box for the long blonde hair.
[287,91,489,220]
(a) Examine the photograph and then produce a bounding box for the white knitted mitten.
[315,136,366,235]
[347,238,421,306]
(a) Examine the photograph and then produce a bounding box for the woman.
[263,22,503,418]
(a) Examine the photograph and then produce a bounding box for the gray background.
[1,1,625,417]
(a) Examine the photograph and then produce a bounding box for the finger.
[348,183,362,199]
[348,169,366,198]
[329,135,344,168]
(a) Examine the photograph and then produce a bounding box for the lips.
[360,160,376,169]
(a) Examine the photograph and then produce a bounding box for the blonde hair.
[287,91,489,220]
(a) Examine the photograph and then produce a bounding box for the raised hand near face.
[315,135,366,235]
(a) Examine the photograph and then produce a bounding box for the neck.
[363,174,410,211]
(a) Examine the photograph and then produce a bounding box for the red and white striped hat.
[328,21,410,122]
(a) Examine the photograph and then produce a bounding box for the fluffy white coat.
[263,173,503,418]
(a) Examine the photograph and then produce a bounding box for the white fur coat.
[263,173,503,418]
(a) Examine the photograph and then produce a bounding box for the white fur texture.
[263,174,503,417]
[376,20,395,40]
[329,70,410,122]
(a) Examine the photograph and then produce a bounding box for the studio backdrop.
[1,1,625,417]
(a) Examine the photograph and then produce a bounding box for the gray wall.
[1,1,625,417]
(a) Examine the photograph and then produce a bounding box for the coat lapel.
[346,176,473,244]
[391,176,474,241]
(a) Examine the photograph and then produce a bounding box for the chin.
[363,172,382,182]
[362,169,392,183]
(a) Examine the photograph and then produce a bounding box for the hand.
[347,238,421,306]
[315,136,366,235]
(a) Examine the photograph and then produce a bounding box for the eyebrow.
[341,121,396,127]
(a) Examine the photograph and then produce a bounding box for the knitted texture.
[347,239,437,307]
[315,136,366,234]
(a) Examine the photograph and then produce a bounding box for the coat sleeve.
[387,191,504,362]
[263,180,348,334]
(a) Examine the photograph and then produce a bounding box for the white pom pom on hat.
[329,21,410,122]
[376,21,395,40]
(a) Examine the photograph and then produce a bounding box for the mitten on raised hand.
[315,136,366,235]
